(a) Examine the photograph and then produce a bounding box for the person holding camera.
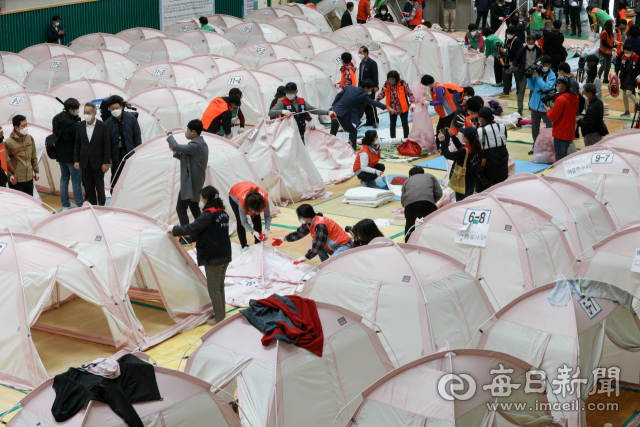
[438,127,481,201]
[450,91,481,134]
[616,43,640,117]
[346,219,385,247]
[527,55,556,153]
[106,95,142,191]
[52,98,82,210]
[400,166,442,242]
[475,107,509,192]
[576,83,606,146]
[512,36,543,116]
[544,75,579,161]
[544,20,566,73]
[498,26,523,97]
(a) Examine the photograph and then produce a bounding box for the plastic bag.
[397,138,422,157]
[408,82,436,153]
[532,127,555,164]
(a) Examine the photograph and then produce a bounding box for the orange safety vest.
[309,215,351,251]
[600,31,613,55]
[0,142,6,174]
[339,66,357,89]
[443,83,463,107]
[305,2,317,9]
[230,181,268,214]
[353,144,381,172]
[465,113,477,128]
[384,81,409,113]
[409,5,423,26]
[201,97,231,131]
[615,28,623,55]
[357,1,369,20]
[432,81,455,118]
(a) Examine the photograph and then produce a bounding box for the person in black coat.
[74,103,110,206]
[475,0,491,28]
[577,83,606,146]
[438,127,482,201]
[341,2,355,28]
[52,98,82,210]
[375,4,394,21]
[499,26,524,96]
[543,20,566,73]
[511,36,542,114]
[105,95,142,192]
[47,15,65,44]
[490,0,507,32]
[170,186,232,326]
[358,46,380,126]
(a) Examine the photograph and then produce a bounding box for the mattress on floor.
[342,187,396,207]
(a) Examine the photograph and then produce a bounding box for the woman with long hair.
[349,219,385,247]
[169,186,231,326]
[599,20,615,83]
[438,127,482,201]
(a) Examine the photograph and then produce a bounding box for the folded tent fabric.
[241,295,324,356]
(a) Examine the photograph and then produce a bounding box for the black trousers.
[330,116,358,150]
[494,57,503,85]
[404,200,437,242]
[390,111,410,138]
[503,64,515,93]
[570,7,581,35]
[435,113,454,150]
[358,163,385,182]
[229,196,262,248]
[363,90,378,125]
[83,167,106,206]
[475,168,509,193]
[357,19,367,24]
[8,179,34,196]
[176,191,201,226]
[476,10,489,28]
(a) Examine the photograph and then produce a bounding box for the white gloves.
[293,256,307,265]
[282,110,292,117]
[253,231,262,241]
[232,117,240,125]
[636,76,640,83]
[224,134,233,140]
[264,228,270,238]
[238,127,246,134]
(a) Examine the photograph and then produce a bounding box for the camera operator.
[106,95,142,191]
[543,20,566,73]
[576,83,606,146]
[475,107,509,192]
[544,75,579,161]
[527,55,556,154]
[512,36,542,116]
[498,26,523,97]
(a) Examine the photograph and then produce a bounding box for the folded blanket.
[342,187,396,207]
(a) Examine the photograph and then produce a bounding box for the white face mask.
[471,31,478,36]
[286,93,296,100]
[381,10,387,14]
[542,66,549,72]
[358,54,365,60]
[83,114,94,122]
[507,34,514,39]
[111,108,122,118]
[54,22,60,27]
[583,94,589,100]
[299,218,307,225]
[626,52,632,58]
[365,90,372,95]
[19,126,29,135]
[527,44,535,50]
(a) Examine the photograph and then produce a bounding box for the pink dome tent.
[233,41,304,69]
[243,6,296,22]
[0,188,51,232]
[369,42,421,86]
[6,355,241,426]
[185,303,394,427]
[127,37,194,67]
[545,146,640,227]
[278,33,338,60]
[124,62,208,95]
[24,54,105,93]
[0,91,61,128]
[179,54,243,80]
[302,127,356,184]
[0,73,23,98]
[116,27,167,43]
[597,129,640,153]
[75,48,139,87]
[394,29,472,86]
[278,3,334,37]
[0,52,34,83]
[408,193,576,310]
[310,45,361,84]
[18,43,75,64]
[224,21,287,48]
[126,102,167,143]
[202,68,283,126]
[110,129,266,227]
[301,238,495,367]
[473,280,640,426]
[164,18,206,37]
[347,349,560,427]
[231,117,326,203]
[128,86,208,130]
[174,30,237,57]
[330,25,395,47]
[316,0,357,30]
[204,14,243,31]
[69,32,131,55]
[364,20,412,39]
[49,78,130,104]
[485,173,617,254]
[269,15,322,36]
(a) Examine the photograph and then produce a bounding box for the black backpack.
[45,119,74,160]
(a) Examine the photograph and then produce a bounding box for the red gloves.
[33,172,39,181]
[293,256,307,265]
[329,111,337,119]
[272,237,285,247]
[259,233,267,242]
[9,176,17,185]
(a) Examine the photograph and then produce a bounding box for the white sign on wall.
[243,0,256,18]
[159,0,215,31]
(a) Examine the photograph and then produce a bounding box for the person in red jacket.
[544,75,579,161]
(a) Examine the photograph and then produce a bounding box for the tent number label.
[413,35,426,42]
[253,46,267,55]
[261,9,271,14]
[333,55,342,65]
[95,235,102,242]
[242,25,254,33]
[463,209,491,225]
[564,155,591,178]
[9,96,25,106]
[331,0,340,4]
[50,60,63,68]
[337,316,347,326]
[0,242,7,256]
[504,225,512,231]
[632,248,640,273]
[578,297,602,319]
[248,128,259,140]
[227,76,244,86]
[152,67,167,77]
[402,275,411,282]
[179,25,191,32]
[591,153,613,164]
[623,169,630,174]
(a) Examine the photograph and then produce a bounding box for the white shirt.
[54,25,62,44]
[477,123,508,149]
[86,121,95,142]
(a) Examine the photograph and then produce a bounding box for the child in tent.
[169,186,231,326]
[438,127,481,201]
[465,23,484,51]
[376,71,415,138]
[353,130,407,187]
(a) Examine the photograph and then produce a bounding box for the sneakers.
[621,111,631,117]
[206,318,221,326]
[528,149,534,155]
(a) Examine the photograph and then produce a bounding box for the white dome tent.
[127,102,167,143]
[18,43,75,64]
[127,37,194,67]
[75,48,139,87]
[179,54,243,80]
[369,43,421,87]
[330,25,395,47]
[278,3,334,37]
[128,86,208,131]
[174,30,238,57]
[316,0,358,31]
[303,127,356,184]
[24,54,105,93]
[310,45,361,85]
[48,78,130,104]
[364,20,412,39]
[116,27,167,43]
[205,14,243,31]
[224,21,287,48]
[0,91,62,128]
[244,7,296,22]
[269,15,322,36]
[0,52,34,83]
[124,62,208,94]
[233,41,304,69]
[278,33,339,61]
[0,188,51,232]
[0,73,23,98]
[164,18,204,37]
[69,33,131,54]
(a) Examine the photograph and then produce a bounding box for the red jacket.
[546,91,579,141]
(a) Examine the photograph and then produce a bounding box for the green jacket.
[591,9,613,31]
[200,24,216,32]
[484,34,502,57]
[218,106,238,137]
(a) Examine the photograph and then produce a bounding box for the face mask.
[381,10,387,14]
[111,109,122,118]
[583,94,589,100]
[286,93,296,100]
[542,66,549,72]
[471,31,478,36]
[74,110,79,116]
[556,85,562,92]
[54,22,60,27]
[463,96,471,101]
[537,5,543,8]
[507,34,514,39]
[389,79,397,85]
[184,131,192,140]
[527,44,535,49]
[626,52,632,58]
[358,54,365,60]
[19,127,29,135]
[83,114,94,122]
[365,90,372,95]
[373,139,380,148]
[299,218,307,225]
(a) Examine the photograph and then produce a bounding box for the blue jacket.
[626,36,640,57]
[527,70,556,112]
[332,86,388,125]
[358,57,379,88]
[105,111,142,164]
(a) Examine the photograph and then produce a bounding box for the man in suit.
[74,103,111,206]
[47,15,65,44]
[358,46,380,127]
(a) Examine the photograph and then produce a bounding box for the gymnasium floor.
[1,32,638,425]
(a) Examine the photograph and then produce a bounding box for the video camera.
[524,58,544,79]
[98,97,139,122]
[540,88,558,105]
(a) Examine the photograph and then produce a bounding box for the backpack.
[45,117,75,160]
[487,100,504,115]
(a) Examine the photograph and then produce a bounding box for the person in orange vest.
[268,82,330,142]
[271,204,353,263]
[229,181,272,249]
[357,0,370,24]
[375,70,415,138]
[201,95,241,139]
[353,130,406,187]
[337,52,357,91]
[450,90,481,134]
[599,20,615,83]
[404,0,423,29]
[614,18,628,57]
[420,75,457,151]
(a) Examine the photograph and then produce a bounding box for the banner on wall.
[159,0,215,30]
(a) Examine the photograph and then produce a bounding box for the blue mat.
[374,174,405,201]
[414,156,447,171]
[415,156,550,174]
